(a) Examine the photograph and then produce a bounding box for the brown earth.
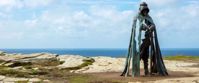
[45,69,197,83]
[89,69,195,83]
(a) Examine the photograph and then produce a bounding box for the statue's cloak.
[121,14,168,77]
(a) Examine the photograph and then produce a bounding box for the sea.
[0,48,198,57]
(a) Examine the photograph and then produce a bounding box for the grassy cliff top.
[164,55,199,62]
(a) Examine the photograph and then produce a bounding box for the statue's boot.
[144,58,149,76]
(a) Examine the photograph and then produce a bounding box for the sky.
[0,0,199,49]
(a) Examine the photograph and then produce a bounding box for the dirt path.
[89,69,196,83]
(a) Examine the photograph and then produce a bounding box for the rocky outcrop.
[0,52,58,61]
[0,51,198,75]
[70,57,199,75]
[57,55,95,71]
[74,56,126,73]
[0,51,198,83]
[0,52,59,67]
[57,55,88,68]
[164,60,199,72]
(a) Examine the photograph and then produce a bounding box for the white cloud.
[142,0,178,7]
[4,3,134,48]
[0,0,16,6]
[0,12,9,18]
[147,0,199,48]
[0,0,54,12]
[0,0,199,48]
[64,0,137,5]
[24,19,38,28]
[25,5,135,39]
[0,0,23,11]
[23,0,54,8]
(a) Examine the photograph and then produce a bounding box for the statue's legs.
[140,38,150,75]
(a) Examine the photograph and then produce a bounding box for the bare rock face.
[74,56,126,73]
[0,75,6,80]
[0,50,198,83]
[0,52,59,67]
[164,60,199,74]
[26,53,58,59]
[29,78,42,82]
[0,52,58,61]
[3,77,28,82]
[57,55,88,69]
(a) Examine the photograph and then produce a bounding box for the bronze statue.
[121,2,168,77]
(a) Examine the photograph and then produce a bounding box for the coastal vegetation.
[164,55,199,62]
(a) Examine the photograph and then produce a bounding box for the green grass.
[68,74,122,83]
[15,80,29,83]
[0,68,30,77]
[0,65,48,77]
[30,69,48,75]
[59,61,65,64]
[68,75,90,83]
[15,81,43,83]
[164,55,199,62]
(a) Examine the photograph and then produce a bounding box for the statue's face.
[142,10,148,16]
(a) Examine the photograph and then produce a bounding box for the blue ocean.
[0,48,198,57]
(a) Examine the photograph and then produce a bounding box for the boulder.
[0,52,59,68]
[74,56,126,73]
[57,55,87,69]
